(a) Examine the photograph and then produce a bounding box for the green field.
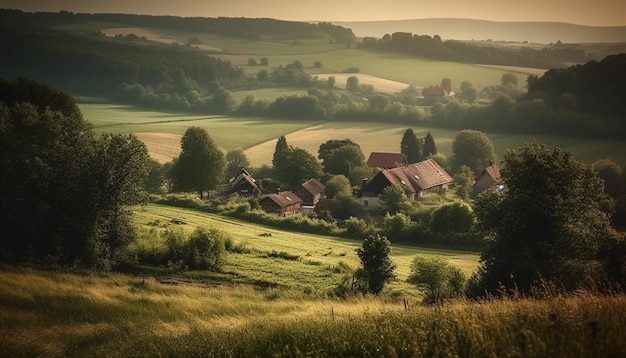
[75,25,626,168]
[80,101,626,167]
[91,24,543,90]
[132,203,480,291]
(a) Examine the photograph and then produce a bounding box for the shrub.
[382,212,414,242]
[407,255,467,304]
[183,227,228,270]
[429,201,475,234]
[344,216,373,238]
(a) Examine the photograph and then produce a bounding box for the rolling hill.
[333,18,626,44]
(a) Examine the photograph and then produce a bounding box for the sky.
[1,0,625,27]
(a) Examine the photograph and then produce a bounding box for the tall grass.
[1,267,625,357]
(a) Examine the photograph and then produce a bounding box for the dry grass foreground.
[1,267,625,357]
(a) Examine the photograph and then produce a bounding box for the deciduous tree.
[0,77,149,269]
[451,129,496,174]
[470,143,618,295]
[324,175,352,199]
[171,127,225,198]
[225,148,250,181]
[356,234,396,294]
[408,255,466,304]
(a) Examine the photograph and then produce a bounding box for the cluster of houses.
[229,152,501,216]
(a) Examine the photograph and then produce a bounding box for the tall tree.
[171,127,225,199]
[356,234,396,294]
[470,143,618,295]
[0,77,149,268]
[451,129,496,175]
[225,148,250,181]
[318,139,360,171]
[324,144,365,178]
[422,132,437,157]
[272,135,289,172]
[277,147,323,189]
[400,128,422,164]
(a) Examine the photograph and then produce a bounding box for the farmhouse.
[473,162,503,195]
[358,159,454,210]
[229,168,259,196]
[260,190,302,215]
[422,85,455,97]
[366,152,406,169]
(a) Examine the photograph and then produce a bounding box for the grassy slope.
[131,203,480,290]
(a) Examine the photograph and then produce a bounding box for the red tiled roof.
[263,191,302,208]
[483,165,501,182]
[361,159,454,196]
[367,152,405,168]
[422,85,454,97]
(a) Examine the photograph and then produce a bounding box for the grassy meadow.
[80,102,626,167]
[2,266,625,357]
[131,203,480,290]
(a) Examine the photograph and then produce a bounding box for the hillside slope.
[334,18,626,43]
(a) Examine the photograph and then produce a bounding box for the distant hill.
[332,18,626,44]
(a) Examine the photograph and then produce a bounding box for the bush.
[429,201,475,234]
[344,216,374,238]
[382,212,415,242]
[407,255,467,304]
[183,227,228,270]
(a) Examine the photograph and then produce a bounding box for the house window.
[363,200,369,207]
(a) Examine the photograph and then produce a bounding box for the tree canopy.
[171,127,225,198]
[0,77,149,268]
[470,143,620,295]
[451,129,497,174]
[356,234,396,294]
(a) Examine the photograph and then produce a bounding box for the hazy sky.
[1,0,625,27]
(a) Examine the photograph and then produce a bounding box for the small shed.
[473,163,502,195]
[260,191,302,215]
[230,168,259,195]
[294,178,325,207]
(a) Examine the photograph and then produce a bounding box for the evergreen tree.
[422,132,438,157]
[400,128,422,164]
[272,135,289,171]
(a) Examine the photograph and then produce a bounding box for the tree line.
[358,32,595,69]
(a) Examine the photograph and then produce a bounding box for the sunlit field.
[2,266,625,357]
[79,102,626,167]
[131,203,481,286]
